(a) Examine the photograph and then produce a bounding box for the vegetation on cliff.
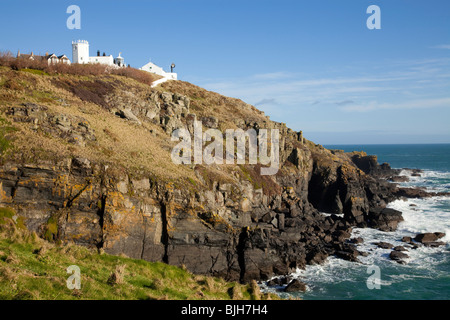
[0,213,275,300]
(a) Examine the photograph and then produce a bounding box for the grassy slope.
[0,213,275,300]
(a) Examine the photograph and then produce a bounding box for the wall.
[72,42,89,64]
[89,56,114,66]
[141,62,178,80]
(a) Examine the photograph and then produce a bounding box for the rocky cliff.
[0,67,409,282]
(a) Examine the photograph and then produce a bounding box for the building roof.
[17,52,70,62]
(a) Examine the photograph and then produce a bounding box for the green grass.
[0,221,276,300]
[0,207,25,229]
[43,215,59,242]
[31,90,55,103]
[20,69,49,76]
[0,117,17,154]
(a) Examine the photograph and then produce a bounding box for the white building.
[140,61,177,80]
[72,40,125,68]
[17,51,71,65]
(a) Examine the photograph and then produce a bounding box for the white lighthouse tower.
[72,40,89,64]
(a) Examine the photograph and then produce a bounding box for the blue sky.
[1,0,449,144]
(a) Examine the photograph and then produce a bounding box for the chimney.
[97,50,100,57]
[103,52,106,56]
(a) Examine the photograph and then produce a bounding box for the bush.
[111,67,157,86]
[44,215,58,241]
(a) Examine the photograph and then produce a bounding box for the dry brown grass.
[0,51,158,87]
[0,61,296,194]
[0,66,197,183]
[160,80,269,130]
[111,67,159,86]
[107,264,127,285]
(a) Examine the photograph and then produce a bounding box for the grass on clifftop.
[0,214,276,300]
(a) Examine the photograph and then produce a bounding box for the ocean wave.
[269,166,450,299]
[398,169,450,193]
[388,198,450,237]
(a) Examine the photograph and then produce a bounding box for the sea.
[261,144,450,300]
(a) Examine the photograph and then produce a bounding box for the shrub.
[66,79,115,108]
[44,215,58,241]
[111,67,157,86]
[0,51,157,86]
[0,207,16,222]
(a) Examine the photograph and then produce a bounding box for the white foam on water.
[320,212,344,218]
[262,169,450,298]
[352,196,450,269]
[290,257,358,285]
[388,197,450,236]
[397,170,450,193]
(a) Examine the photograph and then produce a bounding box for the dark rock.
[349,237,364,244]
[306,248,328,265]
[260,212,273,223]
[267,276,290,287]
[284,279,307,293]
[401,236,412,243]
[334,230,351,242]
[409,243,421,250]
[393,246,407,252]
[414,232,445,243]
[422,241,446,248]
[434,232,446,240]
[277,213,285,231]
[266,278,281,287]
[359,251,369,257]
[395,188,448,199]
[350,154,385,176]
[389,250,409,263]
[289,205,301,218]
[389,176,409,183]
[368,207,403,232]
[335,249,359,262]
[374,242,394,249]
[200,116,218,129]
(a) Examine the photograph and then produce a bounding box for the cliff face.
[0,67,403,282]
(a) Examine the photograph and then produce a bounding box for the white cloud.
[255,98,278,106]
[197,57,450,120]
[432,44,450,50]
[335,100,355,106]
[250,72,294,80]
[340,98,450,112]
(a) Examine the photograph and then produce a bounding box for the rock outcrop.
[0,70,444,283]
[284,279,307,292]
